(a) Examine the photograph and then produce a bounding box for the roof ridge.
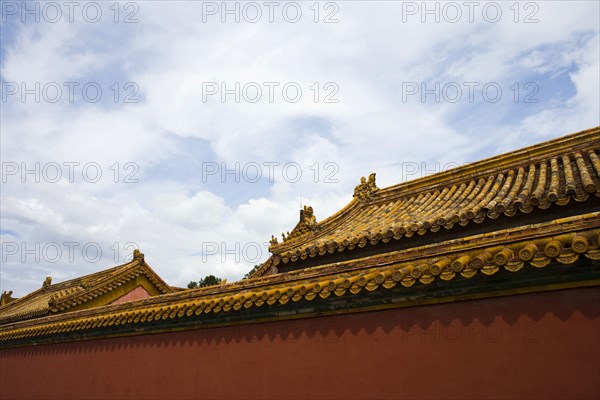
[51,261,142,308]
[376,125,600,201]
[266,126,600,267]
[0,256,165,324]
[0,287,44,311]
[48,257,174,312]
[3,223,599,345]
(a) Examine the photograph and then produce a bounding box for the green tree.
[243,264,261,279]
[187,274,222,289]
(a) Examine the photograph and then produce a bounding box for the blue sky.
[1,1,599,296]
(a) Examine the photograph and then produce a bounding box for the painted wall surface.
[110,285,152,305]
[1,287,598,400]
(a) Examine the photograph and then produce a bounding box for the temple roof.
[1,218,598,346]
[263,127,600,273]
[1,126,599,348]
[0,250,173,324]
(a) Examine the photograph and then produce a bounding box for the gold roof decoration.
[0,292,16,307]
[275,205,319,246]
[0,251,173,325]
[41,277,52,290]
[261,127,600,269]
[133,248,144,261]
[353,173,379,202]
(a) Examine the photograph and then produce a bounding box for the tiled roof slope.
[1,217,599,346]
[264,127,600,272]
[0,251,173,324]
[1,127,599,348]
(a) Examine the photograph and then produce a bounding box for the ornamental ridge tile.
[0,251,173,324]
[262,127,600,274]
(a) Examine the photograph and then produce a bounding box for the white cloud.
[1,1,598,296]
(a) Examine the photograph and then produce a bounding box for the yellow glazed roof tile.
[1,127,599,346]
[264,127,600,270]
[0,250,173,324]
[1,224,598,344]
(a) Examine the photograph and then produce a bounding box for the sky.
[0,0,599,296]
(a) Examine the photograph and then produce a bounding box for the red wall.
[1,287,599,400]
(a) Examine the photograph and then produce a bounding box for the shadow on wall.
[1,286,598,358]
